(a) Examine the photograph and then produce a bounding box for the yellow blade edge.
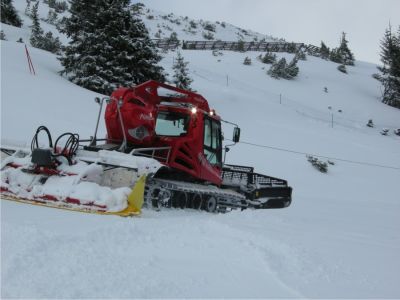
[115,174,147,216]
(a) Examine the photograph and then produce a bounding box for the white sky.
[141,0,400,64]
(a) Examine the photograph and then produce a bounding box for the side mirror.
[94,97,101,104]
[233,127,240,143]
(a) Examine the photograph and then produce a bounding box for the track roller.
[172,191,188,209]
[204,196,218,213]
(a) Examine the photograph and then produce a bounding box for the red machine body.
[105,81,223,185]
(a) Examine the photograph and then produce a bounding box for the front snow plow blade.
[1,140,160,217]
[1,174,147,217]
[71,174,146,217]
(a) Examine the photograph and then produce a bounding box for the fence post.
[226,75,229,86]
[280,93,282,104]
[331,113,334,128]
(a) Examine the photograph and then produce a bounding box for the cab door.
[201,116,223,183]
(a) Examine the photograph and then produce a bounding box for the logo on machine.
[139,113,153,121]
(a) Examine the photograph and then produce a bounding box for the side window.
[211,121,220,150]
[203,117,222,165]
[204,119,212,147]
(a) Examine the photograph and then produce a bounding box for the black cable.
[30,126,80,166]
[226,139,400,171]
[54,133,80,165]
[31,126,53,151]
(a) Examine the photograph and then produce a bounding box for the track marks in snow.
[2,205,300,298]
[210,210,358,298]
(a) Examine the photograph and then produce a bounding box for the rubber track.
[145,178,247,211]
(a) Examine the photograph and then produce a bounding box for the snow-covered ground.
[1,3,400,298]
[140,7,280,42]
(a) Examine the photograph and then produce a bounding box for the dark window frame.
[203,115,222,166]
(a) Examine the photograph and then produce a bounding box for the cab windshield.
[155,111,190,136]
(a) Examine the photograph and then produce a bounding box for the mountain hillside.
[2,0,280,45]
[138,6,280,42]
[1,2,400,299]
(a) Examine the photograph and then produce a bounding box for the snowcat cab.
[105,81,225,185]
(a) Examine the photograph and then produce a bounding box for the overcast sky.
[141,0,400,64]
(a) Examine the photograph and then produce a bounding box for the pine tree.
[267,56,299,79]
[337,64,347,73]
[261,51,276,64]
[285,57,299,78]
[378,27,395,75]
[1,0,23,27]
[131,2,144,15]
[338,32,355,65]
[172,52,193,90]
[42,31,62,54]
[189,20,197,29]
[202,31,214,40]
[46,9,58,25]
[329,47,342,64]
[47,0,56,8]
[25,0,31,16]
[29,1,44,48]
[27,1,60,53]
[168,31,178,43]
[243,56,252,65]
[329,33,355,65]
[53,1,68,13]
[320,41,330,59]
[203,22,215,32]
[307,155,328,173]
[295,49,306,60]
[0,30,7,40]
[59,0,165,94]
[377,25,400,108]
[268,57,287,79]
[366,119,374,128]
[236,39,245,52]
[286,42,297,53]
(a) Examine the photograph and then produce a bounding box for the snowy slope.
[3,1,279,45]
[139,7,280,42]
[2,4,400,299]
[1,0,69,45]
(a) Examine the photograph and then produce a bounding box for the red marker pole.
[25,44,36,75]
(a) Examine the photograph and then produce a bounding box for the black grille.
[222,164,287,187]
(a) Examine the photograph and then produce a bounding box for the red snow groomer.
[1,81,292,215]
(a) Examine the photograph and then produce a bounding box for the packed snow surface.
[1,4,400,298]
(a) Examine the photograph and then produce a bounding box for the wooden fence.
[151,39,319,54]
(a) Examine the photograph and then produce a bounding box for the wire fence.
[237,140,400,171]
